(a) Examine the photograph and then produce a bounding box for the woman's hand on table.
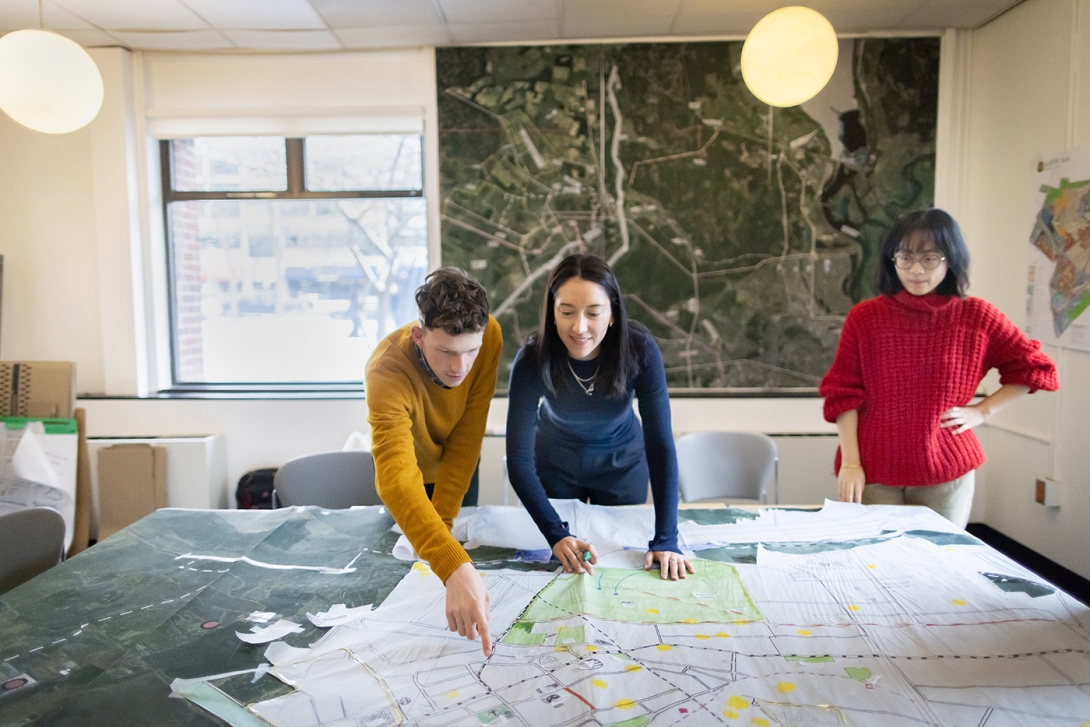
[645,550,694,580]
[553,536,598,575]
[837,462,866,504]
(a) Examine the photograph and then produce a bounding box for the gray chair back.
[676,431,778,504]
[0,507,66,595]
[273,450,380,508]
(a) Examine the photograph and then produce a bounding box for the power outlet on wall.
[1035,478,1061,508]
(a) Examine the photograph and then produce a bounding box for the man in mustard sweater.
[366,267,502,655]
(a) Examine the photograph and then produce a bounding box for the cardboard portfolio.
[97,444,167,540]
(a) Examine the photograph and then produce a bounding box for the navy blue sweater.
[505,325,681,553]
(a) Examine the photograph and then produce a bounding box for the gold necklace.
[567,360,597,395]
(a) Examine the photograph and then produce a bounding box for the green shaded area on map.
[845,667,873,682]
[437,40,938,390]
[1030,176,1090,336]
[786,655,835,663]
[515,562,762,627]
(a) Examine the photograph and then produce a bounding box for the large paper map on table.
[174,503,1090,727]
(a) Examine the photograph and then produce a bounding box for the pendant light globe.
[741,6,838,108]
[0,29,104,134]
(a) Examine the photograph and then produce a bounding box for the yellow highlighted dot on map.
[647,608,659,614]
[777,682,795,693]
[592,679,607,689]
[615,699,637,710]
[695,634,710,640]
[727,695,749,710]
[867,564,876,569]
[586,644,599,651]
[625,665,642,672]
[554,646,568,652]
[412,562,431,575]
[724,711,738,719]
[716,632,730,638]
[847,605,860,611]
[656,644,673,651]
[952,599,967,606]
[444,690,459,698]
[752,718,770,727]
[797,629,811,636]
[684,618,698,624]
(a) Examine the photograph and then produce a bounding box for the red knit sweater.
[820,292,1058,487]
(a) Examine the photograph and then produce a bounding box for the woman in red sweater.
[819,208,1058,526]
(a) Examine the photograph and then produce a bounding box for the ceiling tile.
[181,0,327,30]
[901,0,1022,29]
[109,29,234,50]
[220,29,342,50]
[334,24,451,49]
[311,0,443,28]
[563,14,678,39]
[45,1,98,30]
[52,0,208,31]
[817,8,926,32]
[0,0,39,30]
[679,0,778,14]
[53,28,123,46]
[449,20,562,44]
[564,0,682,22]
[672,12,767,36]
[439,0,559,25]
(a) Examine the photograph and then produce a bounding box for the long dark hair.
[876,208,970,297]
[528,254,638,398]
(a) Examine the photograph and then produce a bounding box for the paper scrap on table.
[235,619,304,644]
[246,611,276,624]
[306,603,372,628]
[392,534,416,561]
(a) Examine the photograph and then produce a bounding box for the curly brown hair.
[415,267,490,335]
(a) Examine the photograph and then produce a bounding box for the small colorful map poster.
[1027,147,1090,350]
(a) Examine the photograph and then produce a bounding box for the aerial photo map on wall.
[437,39,939,391]
[1027,146,1090,352]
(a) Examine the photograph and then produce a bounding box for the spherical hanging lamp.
[0,29,104,134]
[741,6,838,108]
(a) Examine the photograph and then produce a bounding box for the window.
[160,135,426,388]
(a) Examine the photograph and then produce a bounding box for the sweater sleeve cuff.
[427,538,474,583]
[823,395,863,423]
[648,534,680,553]
[543,520,572,549]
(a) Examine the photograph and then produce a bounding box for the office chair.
[0,507,66,595]
[675,431,779,505]
[273,450,380,508]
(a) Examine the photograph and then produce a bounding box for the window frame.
[158,136,425,393]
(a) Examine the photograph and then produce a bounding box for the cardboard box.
[0,362,76,418]
[97,444,167,539]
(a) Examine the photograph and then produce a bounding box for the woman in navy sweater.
[506,254,693,580]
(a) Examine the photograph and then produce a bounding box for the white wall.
[963,0,1090,579]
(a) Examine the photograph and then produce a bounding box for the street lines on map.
[627,128,722,185]
[175,553,361,575]
[1,585,210,665]
[605,64,630,267]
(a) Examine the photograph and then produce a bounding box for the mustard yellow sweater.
[365,317,501,582]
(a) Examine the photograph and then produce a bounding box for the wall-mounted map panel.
[437,39,939,392]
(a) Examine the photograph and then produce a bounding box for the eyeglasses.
[892,252,946,270]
